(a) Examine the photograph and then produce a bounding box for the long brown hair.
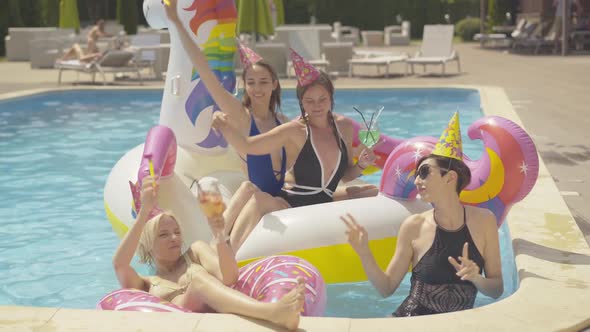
[241,60,282,115]
[296,71,341,151]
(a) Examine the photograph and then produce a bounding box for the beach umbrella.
[269,0,285,27]
[236,0,274,40]
[59,0,80,30]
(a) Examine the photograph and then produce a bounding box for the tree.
[41,0,60,27]
[117,0,138,35]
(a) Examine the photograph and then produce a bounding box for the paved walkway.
[1,43,589,244]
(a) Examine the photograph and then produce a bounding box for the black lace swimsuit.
[393,207,485,317]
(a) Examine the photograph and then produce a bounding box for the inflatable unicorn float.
[103,0,540,302]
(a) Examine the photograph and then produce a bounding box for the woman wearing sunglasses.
[342,113,503,317]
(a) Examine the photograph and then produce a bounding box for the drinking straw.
[189,177,203,194]
[353,106,370,128]
[148,159,156,190]
[373,106,385,125]
[366,111,377,145]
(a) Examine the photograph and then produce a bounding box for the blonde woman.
[112,176,304,330]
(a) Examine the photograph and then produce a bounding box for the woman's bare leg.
[222,181,259,236]
[175,269,305,330]
[230,192,290,251]
[333,184,379,201]
[59,47,77,61]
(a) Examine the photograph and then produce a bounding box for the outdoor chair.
[511,21,556,54]
[128,33,161,78]
[254,42,288,78]
[406,25,460,76]
[474,18,527,48]
[332,21,361,44]
[348,53,409,78]
[321,41,354,76]
[55,50,141,85]
[361,30,385,47]
[283,28,330,77]
[384,21,411,46]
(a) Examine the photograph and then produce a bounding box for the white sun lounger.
[406,25,460,76]
[55,50,141,85]
[348,54,408,78]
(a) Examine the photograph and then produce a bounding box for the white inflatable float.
[104,0,539,284]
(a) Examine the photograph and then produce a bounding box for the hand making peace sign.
[448,242,481,282]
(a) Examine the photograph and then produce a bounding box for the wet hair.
[416,154,472,194]
[241,60,282,115]
[295,71,342,151]
[137,211,183,266]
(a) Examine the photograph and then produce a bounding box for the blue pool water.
[0,89,517,317]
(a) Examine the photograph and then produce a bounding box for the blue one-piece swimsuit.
[246,115,286,196]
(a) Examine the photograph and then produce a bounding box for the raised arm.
[189,215,238,286]
[213,112,304,156]
[112,178,157,291]
[341,213,416,297]
[164,0,246,124]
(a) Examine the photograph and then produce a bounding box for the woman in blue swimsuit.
[212,49,378,250]
[165,1,290,238]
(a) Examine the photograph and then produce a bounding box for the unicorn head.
[142,0,237,155]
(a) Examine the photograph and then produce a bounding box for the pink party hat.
[289,48,320,86]
[237,42,263,69]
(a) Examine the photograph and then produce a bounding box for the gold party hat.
[432,112,463,161]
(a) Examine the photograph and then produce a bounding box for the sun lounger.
[406,25,460,76]
[55,50,141,85]
[348,54,408,78]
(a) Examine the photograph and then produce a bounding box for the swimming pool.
[0,88,517,317]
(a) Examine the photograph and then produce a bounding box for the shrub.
[455,17,481,41]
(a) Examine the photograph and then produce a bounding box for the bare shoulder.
[334,114,353,129]
[466,206,497,229]
[399,212,428,238]
[334,114,354,138]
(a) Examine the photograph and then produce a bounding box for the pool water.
[0,89,517,317]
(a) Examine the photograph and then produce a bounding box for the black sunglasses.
[416,164,449,180]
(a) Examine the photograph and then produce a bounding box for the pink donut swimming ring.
[234,255,327,317]
[98,255,327,316]
[97,288,189,313]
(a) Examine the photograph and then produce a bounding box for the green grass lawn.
[0,57,5,62]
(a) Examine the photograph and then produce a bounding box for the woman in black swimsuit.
[212,49,378,250]
[342,113,503,316]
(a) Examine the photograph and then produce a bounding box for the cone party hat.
[432,112,463,161]
[289,48,320,86]
[237,42,263,69]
